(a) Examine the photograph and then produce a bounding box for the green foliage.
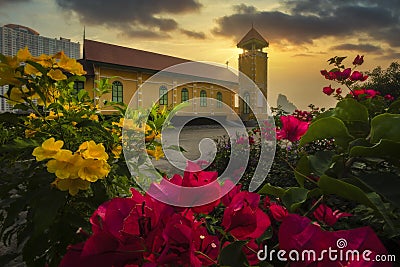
[365,62,400,99]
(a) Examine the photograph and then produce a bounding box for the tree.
[365,62,400,99]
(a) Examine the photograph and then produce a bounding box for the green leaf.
[300,117,353,148]
[333,99,370,137]
[218,240,248,267]
[318,175,396,231]
[357,172,400,209]
[334,98,369,123]
[388,99,400,114]
[350,139,400,161]
[293,155,309,187]
[0,112,21,124]
[256,227,273,245]
[370,113,400,143]
[258,183,286,198]
[31,188,66,234]
[309,151,335,177]
[282,187,309,212]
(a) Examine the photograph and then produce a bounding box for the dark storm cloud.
[331,44,382,53]
[213,1,400,48]
[0,0,31,6]
[180,29,206,39]
[55,0,201,38]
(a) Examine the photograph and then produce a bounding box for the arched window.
[159,86,168,105]
[216,92,222,108]
[181,88,189,102]
[112,81,123,102]
[243,92,250,114]
[200,90,207,107]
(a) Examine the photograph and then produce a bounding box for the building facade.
[79,27,268,121]
[0,24,80,112]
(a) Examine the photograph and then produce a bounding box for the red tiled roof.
[83,39,190,71]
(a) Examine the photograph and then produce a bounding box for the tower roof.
[237,27,268,50]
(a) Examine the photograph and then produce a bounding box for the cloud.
[55,0,202,38]
[0,0,30,6]
[331,44,382,53]
[180,29,206,39]
[213,1,400,48]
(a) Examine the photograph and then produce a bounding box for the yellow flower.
[78,159,110,182]
[16,47,32,62]
[45,110,63,120]
[47,69,67,81]
[52,178,90,196]
[47,150,84,179]
[146,145,164,160]
[71,121,77,126]
[33,54,53,68]
[89,114,99,121]
[25,128,37,138]
[27,113,38,120]
[7,87,27,105]
[111,145,122,158]
[24,63,41,76]
[78,140,109,161]
[32,138,64,161]
[112,118,124,128]
[145,125,156,142]
[58,53,86,75]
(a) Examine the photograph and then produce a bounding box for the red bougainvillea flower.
[320,70,337,80]
[385,94,395,101]
[323,85,335,96]
[158,213,219,267]
[221,180,242,207]
[350,71,368,81]
[276,115,309,142]
[351,89,380,99]
[147,161,221,214]
[336,88,342,94]
[222,191,271,239]
[313,203,352,227]
[335,68,351,81]
[279,214,390,267]
[270,202,289,222]
[353,55,364,65]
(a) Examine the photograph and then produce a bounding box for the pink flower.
[276,115,309,142]
[270,203,289,222]
[221,180,242,207]
[334,68,351,81]
[147,162,221,214]
[323,85,335,96]
[365,89,380,98]
[351,89,379,99]
[279,214,390,267]
[385,94,395,101]
[222,191,271,239]
[313,203,352,226]
[353,55,364,65]
[350,71,368,81]
[158,214,219,267]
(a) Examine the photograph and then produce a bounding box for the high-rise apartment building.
[0,24,80,112]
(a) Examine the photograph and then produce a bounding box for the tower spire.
[83,26,86,59]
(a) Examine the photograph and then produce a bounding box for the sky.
[1,0,399,110]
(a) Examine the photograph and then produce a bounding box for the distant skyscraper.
[0,24,80,112]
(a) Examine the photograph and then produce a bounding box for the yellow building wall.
[82,64,238,118]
